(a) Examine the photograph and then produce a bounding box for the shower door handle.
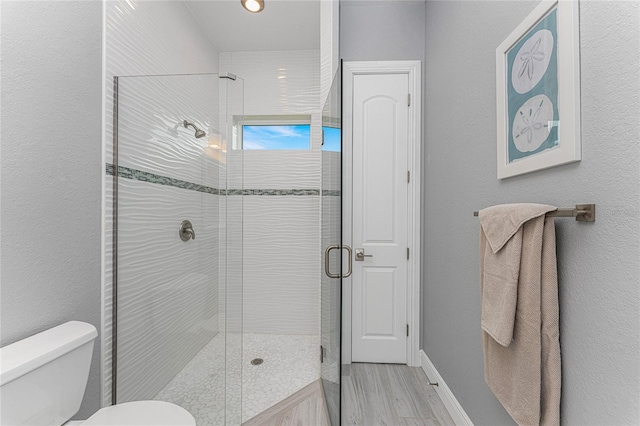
[342,245,352,278]
[324,245,352,278]
[325,245,340,278]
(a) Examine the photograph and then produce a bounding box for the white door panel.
[361,97,397,244]
[352,73,409,364]
[362,267,397,337]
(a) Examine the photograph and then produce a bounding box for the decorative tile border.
[225,189,320,196]
[322,190,341,197]
[106,163,327,196]
[106,163,219,195]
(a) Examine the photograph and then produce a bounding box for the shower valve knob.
[179,220,195,241]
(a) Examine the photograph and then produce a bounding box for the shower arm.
[183,120,206,138]
[183,120,198,132]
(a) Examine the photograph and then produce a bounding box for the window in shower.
[322,126,341,152]
[234,115,311,150]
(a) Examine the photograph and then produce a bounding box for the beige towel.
[479,204,561,426]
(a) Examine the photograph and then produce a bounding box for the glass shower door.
[321,66,343,426]
[113,73,243,425]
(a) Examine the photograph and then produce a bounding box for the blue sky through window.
[322,127,341,152]
[242,124,310,150]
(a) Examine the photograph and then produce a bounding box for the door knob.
[355,248,373,261]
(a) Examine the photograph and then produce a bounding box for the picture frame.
[496,0,581,179]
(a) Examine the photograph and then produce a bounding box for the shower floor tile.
[154,333,320,425]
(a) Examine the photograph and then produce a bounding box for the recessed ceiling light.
[241,0,264,13]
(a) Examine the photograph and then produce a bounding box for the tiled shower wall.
[221,51,322,335]
[103,0,221,405]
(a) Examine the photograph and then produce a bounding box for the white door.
[351,72,409,364]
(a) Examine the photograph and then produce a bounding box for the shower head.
[183,120,206,139]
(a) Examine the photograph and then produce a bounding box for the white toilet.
[0,321,195,426]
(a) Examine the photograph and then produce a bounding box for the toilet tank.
[0,321,98,426]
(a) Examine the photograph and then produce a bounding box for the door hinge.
[406,324,409,337]
[407,170,410,183]
[320,345,324,363]
[407,247,410,259]
[407,93,411,107]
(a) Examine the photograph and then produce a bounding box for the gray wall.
[1,1,103,419]
[340,1,426,61]
[422,1,640,425]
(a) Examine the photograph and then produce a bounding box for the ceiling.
[185,0,321,52]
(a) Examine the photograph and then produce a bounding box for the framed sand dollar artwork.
[496,0,581,179]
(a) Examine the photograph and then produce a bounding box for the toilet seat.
[81,401,195,426]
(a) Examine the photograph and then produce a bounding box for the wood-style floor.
[342,363,454,426]
[244,363,454,426]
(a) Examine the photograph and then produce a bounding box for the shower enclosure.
[111,68,343,425]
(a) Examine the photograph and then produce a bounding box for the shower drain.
[250,358,264,365]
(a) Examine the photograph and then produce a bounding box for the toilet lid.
[82,401,196,426]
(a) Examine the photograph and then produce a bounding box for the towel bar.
[473,204,595,222]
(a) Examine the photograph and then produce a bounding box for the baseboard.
[420,350,474,426]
